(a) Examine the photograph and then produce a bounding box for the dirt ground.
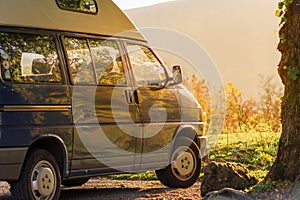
[0,178,202,200]
[0,178,297,200]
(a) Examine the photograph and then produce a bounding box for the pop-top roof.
[0,0,145,41]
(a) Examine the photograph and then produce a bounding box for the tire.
[156,137,201,188]
[62,178,90,187]
[10,149,61,200]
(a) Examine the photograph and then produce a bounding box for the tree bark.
[266,1,300,182]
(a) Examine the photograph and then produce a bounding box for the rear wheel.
[156,137,201,188]
[62,178,90,187]
[10,149,61,200]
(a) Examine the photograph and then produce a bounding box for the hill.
[125,0,282,97]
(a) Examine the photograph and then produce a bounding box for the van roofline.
[0,0,146,41]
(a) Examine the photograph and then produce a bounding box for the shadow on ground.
[0,179,201,200]
[60,187,174,200]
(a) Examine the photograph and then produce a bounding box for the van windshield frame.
[125,42,169,88]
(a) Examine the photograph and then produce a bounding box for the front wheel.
[156,137,201,188]
[10,149,61,200]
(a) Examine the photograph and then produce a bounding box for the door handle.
[125,90,139,104]
[125,90,133,104]
[133,90,139,104]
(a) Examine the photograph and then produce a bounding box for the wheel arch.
[173,125,200,147]
[26,134,69,178]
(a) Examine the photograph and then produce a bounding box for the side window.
[89,39,127,86]
[126,44,167,87]
[64,37,96,84]
[0,32,62,84]
[56,0,98,14]
[64,37,126,86]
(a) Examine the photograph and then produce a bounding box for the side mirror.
[172,65,183,84]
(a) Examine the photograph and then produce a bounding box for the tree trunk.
[266,1,300,182]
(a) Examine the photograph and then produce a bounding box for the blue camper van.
[0,0,208,199]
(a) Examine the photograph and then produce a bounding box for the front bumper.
[0,147,28,181]
[198,136,209,162]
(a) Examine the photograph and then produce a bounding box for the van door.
[125,43,181,171]
[63,36,141,174]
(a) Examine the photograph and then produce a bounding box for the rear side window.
[90,39,126,85]
[64,37,127,86]
[56,0,98,14]
[0,32,62,84]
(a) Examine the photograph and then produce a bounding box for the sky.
[112,0,175,10]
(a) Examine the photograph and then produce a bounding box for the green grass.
[250,180,296,194]
[210,132,280,181]
[106,171,158,180]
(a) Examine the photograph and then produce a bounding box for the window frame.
[62,36,97,85]
[61,34,130,87]
[123,41,170,89]
[56,0,98,15]
[0,27,65,85]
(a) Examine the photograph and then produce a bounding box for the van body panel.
[137,124,176,171]
[135,87,181,170]
[70,85,141,173]
[0,147,27,180]
[136,87,182,123]
[176,86,202,121]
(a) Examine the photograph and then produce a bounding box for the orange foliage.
[184,75,282,133]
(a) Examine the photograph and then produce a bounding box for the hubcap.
[173,152,194,176]
[171,146,196,181]
[31,161,56,199]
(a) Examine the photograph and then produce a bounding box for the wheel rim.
[171,146,197,181]
[31,160,57,200]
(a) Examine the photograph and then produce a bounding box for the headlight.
[201,111,207,123]
[199,111,207,135]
